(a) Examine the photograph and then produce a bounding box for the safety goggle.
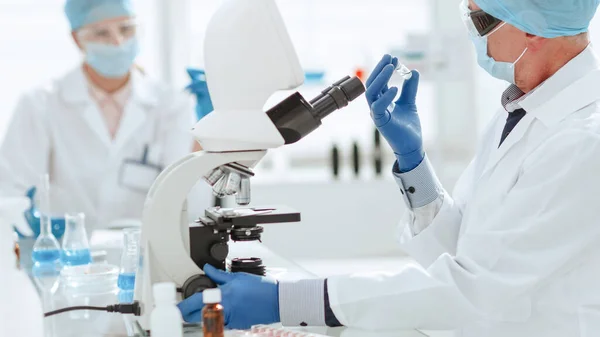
[77,19,140,44]
[459,0,503,37]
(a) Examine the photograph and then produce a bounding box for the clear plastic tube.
[118,228,141,291]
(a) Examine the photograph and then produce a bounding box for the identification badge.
[119,145,163,193]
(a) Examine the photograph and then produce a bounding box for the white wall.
[4,1,600,163]
[3,1,600,260]
[0,0,159,142]
[249,179,407,260]
[0,0,78,139]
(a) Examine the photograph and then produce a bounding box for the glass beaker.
[61,213,92,266]
[118,228,141,291]
[60,264,119,319]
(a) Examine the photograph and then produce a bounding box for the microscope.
[133,0,365,328]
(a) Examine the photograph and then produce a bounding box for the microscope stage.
[203,205,301,228]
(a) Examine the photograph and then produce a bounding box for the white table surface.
[31,237,452,337]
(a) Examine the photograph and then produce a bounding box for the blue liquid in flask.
[119,290,135,304]
[61,249,92,266]
[32,249,61,264]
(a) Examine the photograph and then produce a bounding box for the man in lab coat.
[0,0,209,232]
[179,0,600,335]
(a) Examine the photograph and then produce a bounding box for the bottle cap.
[153,282,176,302]
[203,288,222,304]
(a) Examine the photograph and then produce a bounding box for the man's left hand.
[177,264,280,330]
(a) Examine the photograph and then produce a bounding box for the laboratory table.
[31,239,452,337]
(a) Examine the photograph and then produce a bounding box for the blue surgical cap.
[474,0,600,38]
[65,0,135,31]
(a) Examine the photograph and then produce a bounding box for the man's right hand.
[178,264,280,330]
[366,54,425,172]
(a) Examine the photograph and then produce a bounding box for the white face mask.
[469,22,528,84]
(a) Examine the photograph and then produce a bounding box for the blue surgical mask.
[470,24,528,84]
[85,38,140,78]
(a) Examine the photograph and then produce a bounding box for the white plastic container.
[150,282,183,337]
[0,197,43,337]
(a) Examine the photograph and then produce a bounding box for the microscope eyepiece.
[266,76,366,145]
[340,76,366,102]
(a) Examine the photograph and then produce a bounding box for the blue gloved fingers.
[366,54,393,88]
[177,292,204,319]
[371,86,398,122]
[187,68,205,78]
[203,264,236,285]
[26,187,36,203]
[396,70,420,106]
[381,57,400,96]
[366,64,395,104]
[181,308,203,323]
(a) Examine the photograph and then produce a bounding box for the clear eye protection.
[77,18,141,45]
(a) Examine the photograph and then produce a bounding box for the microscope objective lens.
[224,172,242,195]
[204,168,226,186]
[236,176,251,206]
[212,177,227,198]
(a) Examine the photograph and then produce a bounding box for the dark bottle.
[202,288,225,337]
[15,242,20,269]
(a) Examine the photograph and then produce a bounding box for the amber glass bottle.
[202,288,224,337]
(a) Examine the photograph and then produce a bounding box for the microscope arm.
[138,150,267,288]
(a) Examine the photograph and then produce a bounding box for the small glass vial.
[395,63,413,80]
[202,288,225,337]
[150,282,183,337]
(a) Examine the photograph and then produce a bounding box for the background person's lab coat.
[0,67,210,231]
[326,47,600,337]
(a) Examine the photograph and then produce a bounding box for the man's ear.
[525,33,547,53]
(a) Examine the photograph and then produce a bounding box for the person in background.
[0,0,208,232]
[178,0,600,336]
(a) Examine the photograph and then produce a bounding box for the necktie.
[499,108,527,147]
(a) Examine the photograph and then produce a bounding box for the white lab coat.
[0,66,207,231]
[327,47,600,337]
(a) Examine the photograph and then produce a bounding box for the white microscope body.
[134,0,303,328]
[134,0,366,330]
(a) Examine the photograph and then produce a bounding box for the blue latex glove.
[186,68,214,120]
[19,187,66,239]
[366,54,424,172]
[177,264,280,330]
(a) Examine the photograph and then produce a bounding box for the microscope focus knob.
[210,242,229,261]
[181,275,217,299]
